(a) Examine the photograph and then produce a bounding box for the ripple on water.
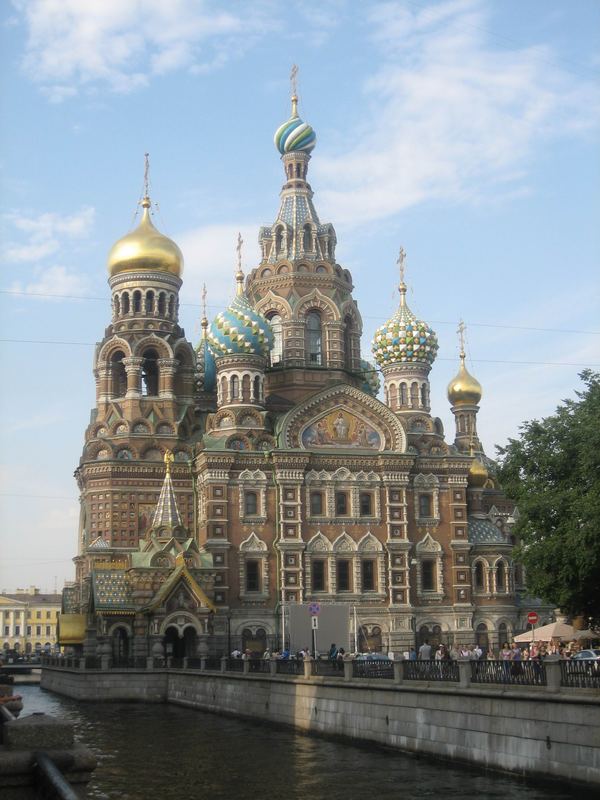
[18,686,579,800]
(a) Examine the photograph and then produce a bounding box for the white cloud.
[8,265,90,299]
[314,0,600,225]
[1,206,95,266]
[13,0,275,98]
[177,222,262,314]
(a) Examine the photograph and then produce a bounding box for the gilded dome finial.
[447,321,482,406]
[201,283,208,338]
[397,245,407,306]
[164,449,174,474]
[235,232,244,295]
[290,63,299,118]
[142,152,151,207]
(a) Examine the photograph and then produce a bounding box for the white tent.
[514,621,578,642]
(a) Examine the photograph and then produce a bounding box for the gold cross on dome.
[397,246,406,285]
[236,232,243,271]
[290,64,298,96]
[164,449,174,473]
[143,152,150,197]
[457,320,466,355]
[201,283,207,318]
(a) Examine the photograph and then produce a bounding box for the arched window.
[476,623,489,652]
[421,383,428,408]
[496,561,506,591]
[167,295,174,319]
[220,376,228,403]
[145,290,154,314]
[344,315,353,369]
[306,311,322,366]
[303,225,311,252]
[230,375,239,400]
[110,351,127,397]
[400,383,408,406]
[244,491,258,516]
[268,313,283,365]
[275,227,284,255]
[121,292,130,314]
[421,560,435,591]
[133,290,141,313]
[113,295,120,318]
[498,622,508,648]
[253,376,261,401]
[296,163,301,178]
[389,384,397,409]
[158,292,166,316]
[242,374,250,402]
[474,561,484,590]
[410,382,419,407]
[141,349,159,396]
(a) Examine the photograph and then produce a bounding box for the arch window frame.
[306,310,323,366]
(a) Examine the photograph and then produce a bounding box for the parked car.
[571,649,600,675]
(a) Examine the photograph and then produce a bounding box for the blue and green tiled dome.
[372,285,438,368]
[196,334,216,392]
[359,359,381,396]
[274,96,316,154]
[208,291,273,358]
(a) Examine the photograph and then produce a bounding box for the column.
[123,357,143,398]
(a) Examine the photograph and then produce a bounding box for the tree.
[496,370,600,625]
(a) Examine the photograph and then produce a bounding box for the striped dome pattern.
[208,294,273,357]
[274,115,316,154]
[372,301,438,367]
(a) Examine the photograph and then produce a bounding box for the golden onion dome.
[447,354,482,406]
[468,456,489,488]
[107,197,183,278]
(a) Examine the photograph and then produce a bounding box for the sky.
[0,0,599,593]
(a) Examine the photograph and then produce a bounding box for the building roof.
[1,592,61,605]
[468,515,508,545]
[91,570,135,613]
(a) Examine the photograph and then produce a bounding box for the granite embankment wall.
[41,667,600,785]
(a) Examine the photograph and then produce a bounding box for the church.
[60,84,529,661]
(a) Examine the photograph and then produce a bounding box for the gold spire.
[164,449,174,474]
[235,232,244,295]
[290,64,299,117]
[397,245,407,306]
[107,153,183,278]
[447,320,482,406]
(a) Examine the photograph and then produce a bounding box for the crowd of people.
[411,638,591,662]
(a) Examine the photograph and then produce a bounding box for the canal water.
[19,685,578,799]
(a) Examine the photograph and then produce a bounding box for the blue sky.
[1,0,599,593]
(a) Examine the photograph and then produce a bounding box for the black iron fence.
[352,659,394,679]
[470,659,546,686]
[560,659,600,689]
[403,660,460,682]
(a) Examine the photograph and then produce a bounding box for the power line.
[1,288,599,336]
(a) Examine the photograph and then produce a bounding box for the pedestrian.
[328,643,338,665]
[418,639,432,660]
[336,647,345,670]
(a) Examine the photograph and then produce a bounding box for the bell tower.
[74,156,198,567]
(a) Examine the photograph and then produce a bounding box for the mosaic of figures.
[301,409,382,450]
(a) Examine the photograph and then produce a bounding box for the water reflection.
[19,686,577,800]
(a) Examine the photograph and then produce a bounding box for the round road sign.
[309,602,321,615]
[527,611,539,625]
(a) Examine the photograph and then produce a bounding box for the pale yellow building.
[0,587,61,657]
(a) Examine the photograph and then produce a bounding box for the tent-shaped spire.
[150,451,184,534]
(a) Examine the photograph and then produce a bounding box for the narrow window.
[268,313,283,365]
[344,315,353,370]
[158,292,166,316]
[310,491,323,516]
[474,561,484,590]
[141,349,159,396]
[121,292,130,314]
[303,225,311,252]
[253,376,261,400]
[421,559,435,591]
[361,560,375,591]
[335,491,348,516]
[244,491,258,516]
[421,383,427,407]
[245,560,260,592]
[312,560,326,592]
[337,559,351,591]
[418,494,432,518]
[400,383,408,405]
[167,295,174,319]
[230,375,239,400]
[133,290,141,313]
[359,492,372,517]
[110,351,127,397]
[306,311,322,366]
[145,290,154,314]
[410,382,419,406]
[496,562,506,591]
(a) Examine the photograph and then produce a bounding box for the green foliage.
[496,371,600,625]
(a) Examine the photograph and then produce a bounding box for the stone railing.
[41,654,600,693]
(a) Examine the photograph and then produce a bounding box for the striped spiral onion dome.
[274,113,316,154]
